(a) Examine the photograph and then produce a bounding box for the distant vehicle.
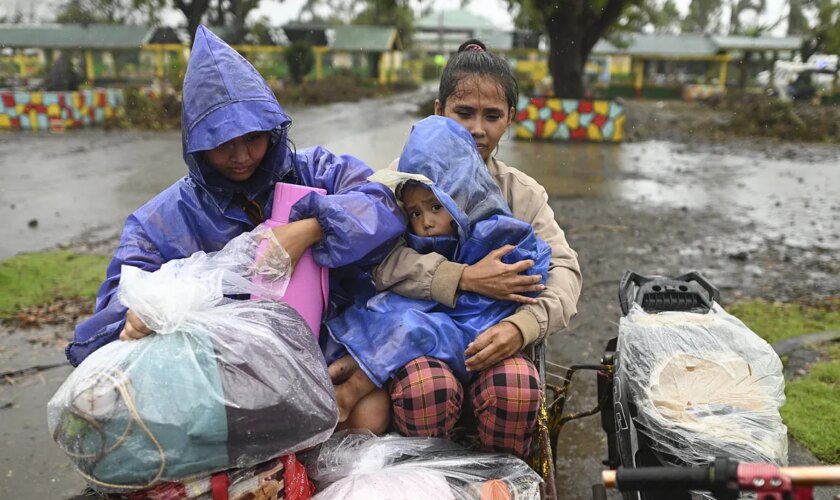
[758,54,838,100]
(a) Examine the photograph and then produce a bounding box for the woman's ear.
[434,99,443,116]
[506,106,515,126]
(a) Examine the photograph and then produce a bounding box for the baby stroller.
[594,271,787,500]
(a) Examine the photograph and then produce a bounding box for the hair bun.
[458,39,487,53]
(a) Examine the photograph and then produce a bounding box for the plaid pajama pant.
[389,355,541,458]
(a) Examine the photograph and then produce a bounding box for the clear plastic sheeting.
[617,303,787,466]
[306,432,543,500]
[48,229,339,493]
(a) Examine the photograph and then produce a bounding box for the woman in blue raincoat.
[67,26,405,366]
[326,116,550,427]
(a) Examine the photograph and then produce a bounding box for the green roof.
[0,24,152,50]
[711,35,801,51]
[416,9,498,31]
[594,33,718,57]
[332,25,400,52]
[593,33,804,58]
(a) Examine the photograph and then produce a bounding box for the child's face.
[435,75,513,162]
[402,184,454,237]
[204,131,270,182]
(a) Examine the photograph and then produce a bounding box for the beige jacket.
[373,157,582,346]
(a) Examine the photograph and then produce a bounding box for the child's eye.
[432,204,443,212]
[486,114,500,122]
[410,211,421,219]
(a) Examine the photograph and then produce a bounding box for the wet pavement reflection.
[501,136,840,251]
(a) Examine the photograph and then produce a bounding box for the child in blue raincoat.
[326,116,550,425]
[67,26,404,366]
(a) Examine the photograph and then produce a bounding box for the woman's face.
[435,75,514,162]
[205,131,270,182]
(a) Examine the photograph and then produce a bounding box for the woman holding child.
[333,40,582,458]
[385,41,581,458]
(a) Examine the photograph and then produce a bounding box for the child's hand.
[459,245,544,304]
[271,218,323,269]
[464,322,524,372]
[119,309,154,341]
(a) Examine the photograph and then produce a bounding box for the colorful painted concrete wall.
[0,89,123,131]
[514,97,625,142]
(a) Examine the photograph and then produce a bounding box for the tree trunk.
[174,0,212,47]
[546,15,586,98]
[537,0,630,99]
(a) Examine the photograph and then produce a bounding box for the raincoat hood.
[395,116,510,243]
[182,25,293,196]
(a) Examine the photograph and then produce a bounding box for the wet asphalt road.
[1,89,839,499]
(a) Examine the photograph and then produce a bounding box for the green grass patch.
[0,251,108,319]
[780,344,840,463]
[729,299,840,462]
[726,299,840,344]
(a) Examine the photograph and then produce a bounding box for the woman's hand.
[271,218,323,268]
[458,244,544,304]
[119,309,154,341]
[464,322,524,372]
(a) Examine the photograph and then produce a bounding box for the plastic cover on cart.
[305,432,543,500]
[617,303,787,466]
[48,229,339,492]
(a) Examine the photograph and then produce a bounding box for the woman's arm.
[67,215,165,366]
[502,177,582,346]
[373,239,543,307]
[464,182,581,371]
[373,239,464,307]
[289,146,405,268]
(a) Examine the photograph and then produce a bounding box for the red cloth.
[282,454,315,500]
[210,472,230,500]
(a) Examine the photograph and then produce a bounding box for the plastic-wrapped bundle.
[48,229,339,493]
[306,432,542,500]
[617,303,787,466]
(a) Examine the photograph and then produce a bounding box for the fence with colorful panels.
[514,97,625,142]
[0,88,123,131]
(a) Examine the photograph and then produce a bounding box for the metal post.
[85,50,95,85]
[16,50,28,80]
[719,58,728,91]
[634,59,644,98]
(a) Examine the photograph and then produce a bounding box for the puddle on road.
[500,137,840,251]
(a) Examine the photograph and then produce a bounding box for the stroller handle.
[618,270,721,316]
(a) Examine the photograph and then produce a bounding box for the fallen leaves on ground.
[10,296,91,329]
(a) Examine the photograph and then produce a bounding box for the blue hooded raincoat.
[326,116,551,385]
[68,26,404,367]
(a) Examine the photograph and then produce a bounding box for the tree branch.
[583,0,631,52]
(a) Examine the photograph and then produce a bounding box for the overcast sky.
[0,0,791,34]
